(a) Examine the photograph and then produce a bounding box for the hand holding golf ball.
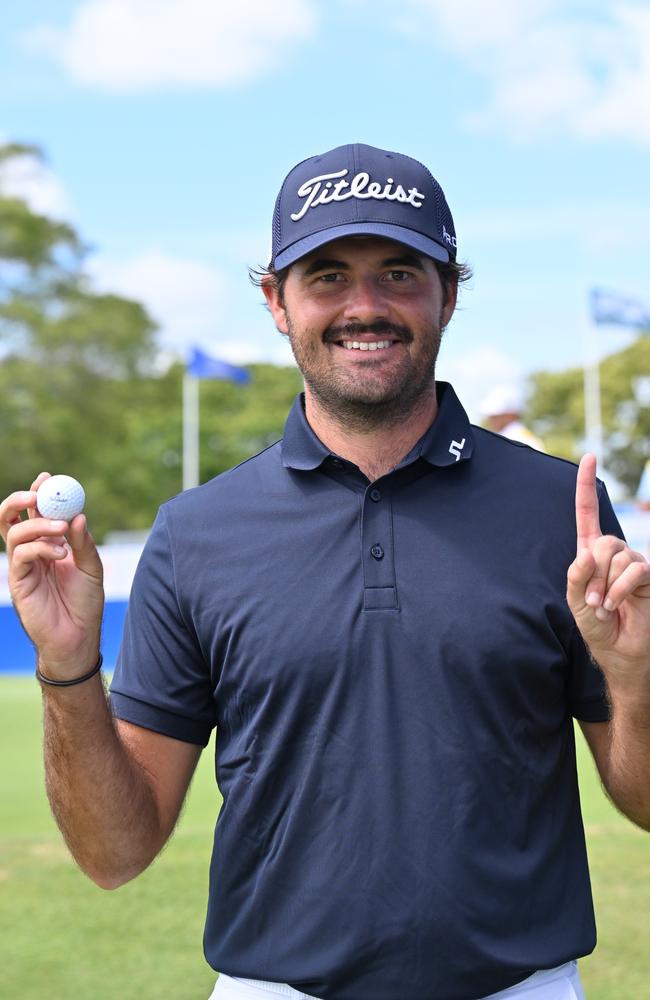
[36,475,86,521]
[0,471,103,680]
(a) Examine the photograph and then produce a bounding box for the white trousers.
[209,960,586,1000]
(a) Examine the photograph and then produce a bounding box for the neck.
[304,385,438,481]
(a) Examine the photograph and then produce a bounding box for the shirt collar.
[281,382,474,471]
[413,381,474,468]
[281,394,331,470]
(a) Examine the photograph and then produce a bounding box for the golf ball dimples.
[36,475,86,521]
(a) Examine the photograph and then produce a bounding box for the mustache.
[323,320,413,344]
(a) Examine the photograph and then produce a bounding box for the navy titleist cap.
[271,142,457,270]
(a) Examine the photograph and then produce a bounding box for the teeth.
[341,340,393,351]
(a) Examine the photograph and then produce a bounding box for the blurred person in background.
[479,384,545,450]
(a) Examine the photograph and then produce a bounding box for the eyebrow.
[382,254,426,271]
[300,252,427,277]
[301,258,349,276]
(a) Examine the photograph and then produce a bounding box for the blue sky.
[1,0,649,419]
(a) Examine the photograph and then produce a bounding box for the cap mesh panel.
[414,157,457,259]
[271,192,283,266]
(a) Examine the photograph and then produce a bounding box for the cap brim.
[273,222,451,269]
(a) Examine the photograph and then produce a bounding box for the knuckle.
[609,561,649,597]
[610,549,631,570]
[631,560,650,582]
[594,534,623,558]
[1,491,33,522]
[6,519,28,541]
[0,497,16,522]
[6,521,21,545]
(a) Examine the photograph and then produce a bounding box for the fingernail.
[49,520,68,531]
[595,606,610,621]
[586,592,601,607]
[603,598,614,612]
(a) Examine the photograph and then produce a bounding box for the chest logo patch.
[449,438,466,462]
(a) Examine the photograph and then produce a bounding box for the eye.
[385,270,412,282]
[317,272,344,283]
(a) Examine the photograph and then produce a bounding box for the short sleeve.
[567,479,624,723]
[109,506,217,746]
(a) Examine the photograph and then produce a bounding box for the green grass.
[1,677,218,1000]
[574,735,650,1000]
[1,677,648,999]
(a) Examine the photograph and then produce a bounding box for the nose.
[342,277,390,326]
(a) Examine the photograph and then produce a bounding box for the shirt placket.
[361,482,398,611]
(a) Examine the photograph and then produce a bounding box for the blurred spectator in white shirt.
[479,385,545,451]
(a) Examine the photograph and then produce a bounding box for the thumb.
[67,514,103,582]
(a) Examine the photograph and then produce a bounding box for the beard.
[285,315,444,432]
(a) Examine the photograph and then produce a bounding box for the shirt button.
[370,488,382,502]
[330,458,343,469]
[370,544,384,560]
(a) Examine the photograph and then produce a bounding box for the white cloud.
[576,4,650,142]
[88,250,230,354]
[24,0,318,91]
[0,146,70,219]
[86,248,299,365]
[407,0,650,145]
[411,0,561,52]
[214,337,297,367]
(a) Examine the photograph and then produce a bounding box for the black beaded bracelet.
[36,653,103,687]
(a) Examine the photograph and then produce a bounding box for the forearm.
[601,684,650,831]
[41,665,164,889]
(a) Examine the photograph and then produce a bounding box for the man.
[2,143,650,1000]
[478,384,545,451]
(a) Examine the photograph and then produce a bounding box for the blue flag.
[187,347,250,383]
[591,288,650,329]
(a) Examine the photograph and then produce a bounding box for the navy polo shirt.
[110,382,620,1000]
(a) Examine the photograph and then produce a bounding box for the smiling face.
[263,236,457,429]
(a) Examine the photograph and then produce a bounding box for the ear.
[262,276,289,335]
[441,280,458,329]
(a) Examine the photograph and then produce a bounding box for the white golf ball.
[36,475,86,521]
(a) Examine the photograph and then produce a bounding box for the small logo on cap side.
[290,168,426,222]
[442,225,457,249]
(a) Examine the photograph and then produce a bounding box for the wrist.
[37,649,103,687]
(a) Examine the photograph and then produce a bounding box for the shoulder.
[470,425,620,534]
[472,424,574,481]
[161,438,285,521]
[471,425,578,510]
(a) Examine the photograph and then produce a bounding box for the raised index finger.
[575,453,601,553]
